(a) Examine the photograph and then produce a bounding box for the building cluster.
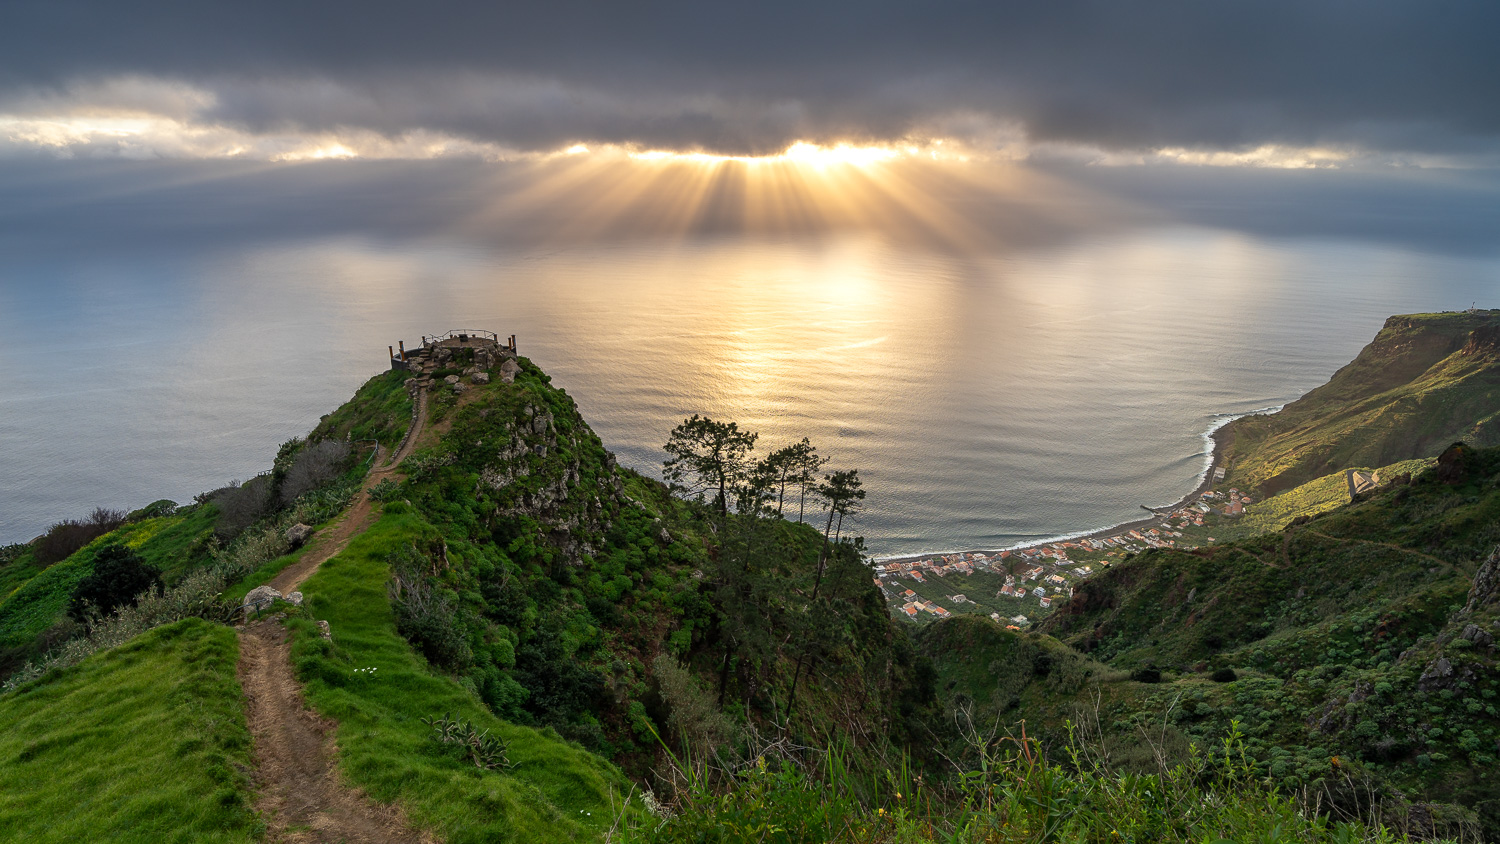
[1202,488,1254,517]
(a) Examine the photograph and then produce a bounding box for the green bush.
[67,545,162,623]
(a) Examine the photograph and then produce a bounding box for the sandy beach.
[876,418,1249,566]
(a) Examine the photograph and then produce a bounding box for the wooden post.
[398,340,406,361]
[389,345,395,361]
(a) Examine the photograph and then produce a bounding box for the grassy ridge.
[1220,311,1500,496]
[0,618,256,843]
[1011,445,1500,834]
[286,505,642,843]
[0,506,220,649]
[310,369,415,448]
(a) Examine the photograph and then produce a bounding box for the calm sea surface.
[2,166,1497,553]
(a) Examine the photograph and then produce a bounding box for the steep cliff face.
[405,356,628,568]
[1220,310,1500,496]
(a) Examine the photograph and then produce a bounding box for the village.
[876,484,1259,628]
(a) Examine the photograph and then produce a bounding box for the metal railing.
[422,329,500,345]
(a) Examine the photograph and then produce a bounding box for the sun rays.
[453,140,1124,252]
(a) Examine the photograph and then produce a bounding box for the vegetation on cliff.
[4,314,1499,842]
[1219,310,1500,497]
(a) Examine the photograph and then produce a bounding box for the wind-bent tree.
[757,438,828,520]
[817,469,866,573]
[785,468,867,723]
[662,415,759,517]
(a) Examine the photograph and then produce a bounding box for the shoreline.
[872,406,1279,565]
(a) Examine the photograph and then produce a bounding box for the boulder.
[500,358,521,383]
[1417,656,1454,692]
[245,585,283,610]
[317,620,333,640]
[444,374,460,385]
[286,591,304,606]
[471,371,490,385]
[285,523,314,547]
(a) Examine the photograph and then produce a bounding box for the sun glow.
[628,141,902,168]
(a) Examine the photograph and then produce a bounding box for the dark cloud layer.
[2,1,1498,156]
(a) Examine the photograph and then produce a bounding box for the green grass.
[0,545,100,649]
[1221,311,1500,496]
[1182,457,1436,546]
[220,543,313,605]
[310,369,415,449]
[0,618,257,843]
[119,504,220,580]
[285,503,644,843]
[0,506,222,651]
[0,546,45,604]
[631,729,1430,843]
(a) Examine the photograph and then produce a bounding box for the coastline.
[872,406,1279,565]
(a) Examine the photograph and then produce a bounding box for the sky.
[2,1,1498,168]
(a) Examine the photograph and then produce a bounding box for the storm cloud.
[1,1,1497,160]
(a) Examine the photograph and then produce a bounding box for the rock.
[659,527,672,544]
[444,374,460,385]
[462,366,479,376]
[471,371,490,385]
[1463,544,1500,614]
[317,620,333,640]
[286,591,304,606]
[500,358,520,383]
[452,382,467,394]
[1417,656,1454,692]
[285,523,314,547]
[1461,623,1493,648]
[245,585,283,610]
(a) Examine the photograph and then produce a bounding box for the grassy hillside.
[1220,310,1500,496]
[283,507,642,843]
[975,442,1500,838]
[365,357,929,779]
[0,618,257,843]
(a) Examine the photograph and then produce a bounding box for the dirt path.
[270,389,428,594]
[239,619,432,844]
[1302,528,1468,578]
[240,387,432,843]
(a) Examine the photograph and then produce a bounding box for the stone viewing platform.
[389,329,520,393]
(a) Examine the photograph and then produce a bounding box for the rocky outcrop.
[285,523,314,547]
[1461,324,1500,357]
[474,401,626,566]
[244,585,283,610]
[499,358,520,383]
[1463,544,1500,615]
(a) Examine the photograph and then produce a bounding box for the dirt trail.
[270,389,428,594]
[239,388,432,843]
[239,619,432,844]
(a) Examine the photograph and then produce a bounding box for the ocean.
[2,159,1497,554]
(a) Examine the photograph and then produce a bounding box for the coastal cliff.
[1218,309,1500,497]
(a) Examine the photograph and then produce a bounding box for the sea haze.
[1,160,1497,554]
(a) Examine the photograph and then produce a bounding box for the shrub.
[278,440,353,505]
[422,713,515,770]
[67,544,162,623]
[1211,667,1239,683]
[210,476,274,539]
[1131,666,1163,684]
[388,547,473,670]
[126,500,178,522]
[34,508,127,565]
[368,478,403,502]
